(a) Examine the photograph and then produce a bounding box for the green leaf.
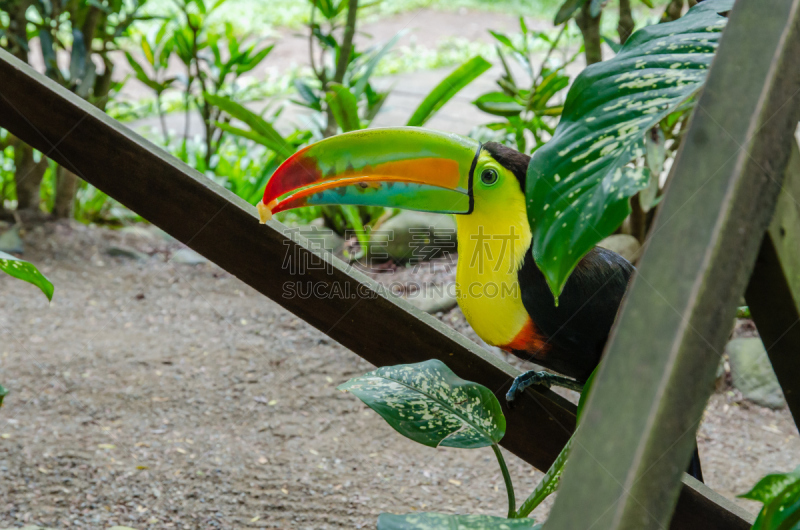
[0,383,7,408]
[640,0,654,7]
[489,30,514,49]
[640,127,665,212]
[406,56,491,127]
[516,437,572,518]
[141,37,155,66]
[526,0,732,298]
[576,366,598,426]
[353,32,404,97]
[554,0,589,24]
[203,93,294,160]
[741,468,800,505]
[325,83,360,132]
[474,92,525,117]
[741,467,800,530]
[338,359,505,449]
[69,29,87,83]
[601,35,622,53]
[589,0,603,17]
[377,513,540,530]
[340,205,369,256]
[0,251,54,301]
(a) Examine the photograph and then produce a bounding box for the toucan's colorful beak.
[258,127,480,222]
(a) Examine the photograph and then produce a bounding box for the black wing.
[518,246,634,381]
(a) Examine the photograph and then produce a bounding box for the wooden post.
[545,0,800,528]
[747,142,800,429]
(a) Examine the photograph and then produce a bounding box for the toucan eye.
[481,168,499,186]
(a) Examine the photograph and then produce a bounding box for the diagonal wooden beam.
[0,48,751,529]
[545,0,800,528]
[747,141,800,429]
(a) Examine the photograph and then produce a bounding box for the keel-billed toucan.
[256,127,702,479]
[258,127,631,389]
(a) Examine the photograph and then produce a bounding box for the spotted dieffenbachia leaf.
[377,513,540,529]
[338,359,505,449]
[526,0,732,298]
[0,251,53,301]
[740,466,800,530]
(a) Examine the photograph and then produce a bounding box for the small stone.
[368,211,456,263]
[0,226,23,255]
[404,285,458,314]
[119,225,157,240]
[726,337,786,409]
[106,245,148,261]
[598,234,640,262]
[171,248,208,265]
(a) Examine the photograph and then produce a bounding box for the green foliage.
[472,22,577,153]
[326,83,362,132]
[0,251,54,301]
[406,56,491,127]
[377,513,541,529]
[338,359,505,449]
[526,0,732,299]
[0,382,6,407]
[741,466,800,530]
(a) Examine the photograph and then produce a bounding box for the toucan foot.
[506,370,584,406]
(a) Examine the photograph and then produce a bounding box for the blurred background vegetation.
[0,0,685,247]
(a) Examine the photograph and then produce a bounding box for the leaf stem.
[491,443,516,518]
[516,437,572,518]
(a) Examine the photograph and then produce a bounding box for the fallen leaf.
[38,467,49,474]
[176,448,186,454]
[309,449,319,456]
[98,444,116,450]
[250,516,260,522]
[448,479,462,486]
[1,433,10,439]
[268,399,277,406]
[281,488,288,494]
[258,457,267,464]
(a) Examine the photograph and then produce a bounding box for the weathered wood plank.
[545,0,800,528]
[0,48,752,529]
[747,141,800,429]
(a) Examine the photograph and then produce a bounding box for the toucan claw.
[506,370,584,406]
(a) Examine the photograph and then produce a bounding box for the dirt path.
[1,223,798,529]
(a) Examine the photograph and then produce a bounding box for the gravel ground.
[1,222,799,529]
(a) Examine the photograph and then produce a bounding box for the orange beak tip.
[257,201,273,224]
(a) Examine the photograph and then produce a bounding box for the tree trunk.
[53,166,79,219]
[576,1,602,66]
[324,0,359,138]
[662,0,684,22]
[13,141,48,212]
[618,0,635,45]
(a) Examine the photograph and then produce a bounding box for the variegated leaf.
[526,0,733,298]
[0,251,54,301]
[377,513,540,530]
[338,359,505,449]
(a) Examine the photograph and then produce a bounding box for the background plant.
[0,0,153,221]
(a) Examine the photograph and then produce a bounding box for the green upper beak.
[258,127,481,222]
